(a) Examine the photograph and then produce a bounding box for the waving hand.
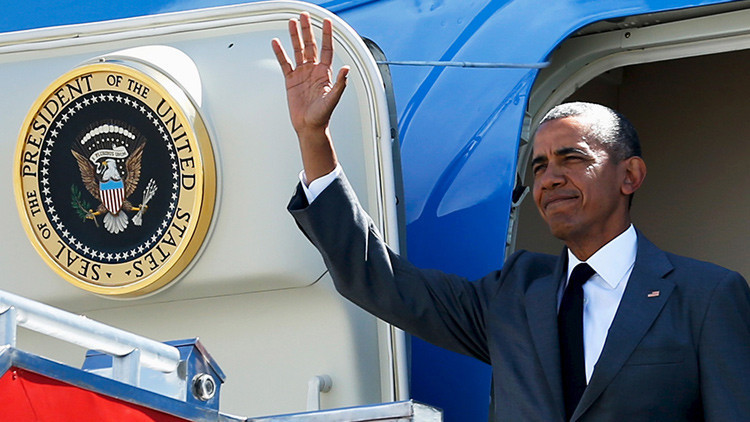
[271,13,349,182]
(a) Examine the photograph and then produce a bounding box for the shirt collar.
[567,225,638,289]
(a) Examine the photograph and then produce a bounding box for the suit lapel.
[525,249,567,419]
[572,233,675,421]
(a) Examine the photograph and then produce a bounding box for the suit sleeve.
[288,174,501,363]
[699,270,750,420]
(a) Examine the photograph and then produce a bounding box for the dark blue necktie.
[559,263,595,420]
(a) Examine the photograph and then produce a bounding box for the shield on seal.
[100,179,125,214]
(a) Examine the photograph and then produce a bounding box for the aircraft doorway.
[514,21,750,280]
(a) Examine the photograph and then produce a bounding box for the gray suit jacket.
[289,174,750,421]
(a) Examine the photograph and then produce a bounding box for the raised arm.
[271,12,349,183]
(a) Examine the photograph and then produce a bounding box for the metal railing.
[0,289,180,386]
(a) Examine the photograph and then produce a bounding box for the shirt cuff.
[299,164,342,204]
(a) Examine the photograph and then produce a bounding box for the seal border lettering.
[14,62,216,297]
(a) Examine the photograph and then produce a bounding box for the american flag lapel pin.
[647,290,660,298]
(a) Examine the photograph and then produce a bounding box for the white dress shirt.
[563,225,637,382]
[299,165,343,204]
[301,167,638,384]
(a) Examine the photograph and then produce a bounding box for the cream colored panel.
[0,2,402,417]
[0,2,392,308]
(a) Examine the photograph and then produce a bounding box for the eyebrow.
[555,146,588,156]
[530,155,547,168]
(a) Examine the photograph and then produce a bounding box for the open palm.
[272,13,349,136]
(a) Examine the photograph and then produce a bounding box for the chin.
[545,221,576,242]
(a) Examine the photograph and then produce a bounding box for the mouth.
[543,193,579,211]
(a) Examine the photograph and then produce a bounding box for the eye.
[532,164,546,175]
[564,155,585,163]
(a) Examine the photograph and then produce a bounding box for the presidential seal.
[15,62,216,297]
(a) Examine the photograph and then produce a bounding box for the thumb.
[327,66,350,108]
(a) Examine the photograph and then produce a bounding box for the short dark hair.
[539,102,642,161]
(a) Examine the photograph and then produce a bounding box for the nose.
[536,162,565,190]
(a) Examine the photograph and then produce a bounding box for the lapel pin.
[647,290,660,298]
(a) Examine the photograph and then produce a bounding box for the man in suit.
[272,13,750,421]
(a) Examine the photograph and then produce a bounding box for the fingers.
[289,18,304,66]
[271,38,293,76]
[274,13,334,76]
[300,12,318,63]
[320,19,333,66]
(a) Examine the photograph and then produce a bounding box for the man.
[272,13,750,421]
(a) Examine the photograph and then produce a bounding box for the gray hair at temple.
[539,102,642,162]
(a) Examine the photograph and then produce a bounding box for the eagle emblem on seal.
[70,121,157,234]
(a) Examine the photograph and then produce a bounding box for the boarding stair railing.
[0,288,180,388]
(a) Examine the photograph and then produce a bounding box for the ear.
[621,156,647,195]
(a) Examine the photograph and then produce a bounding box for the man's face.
[531,117,629,248]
